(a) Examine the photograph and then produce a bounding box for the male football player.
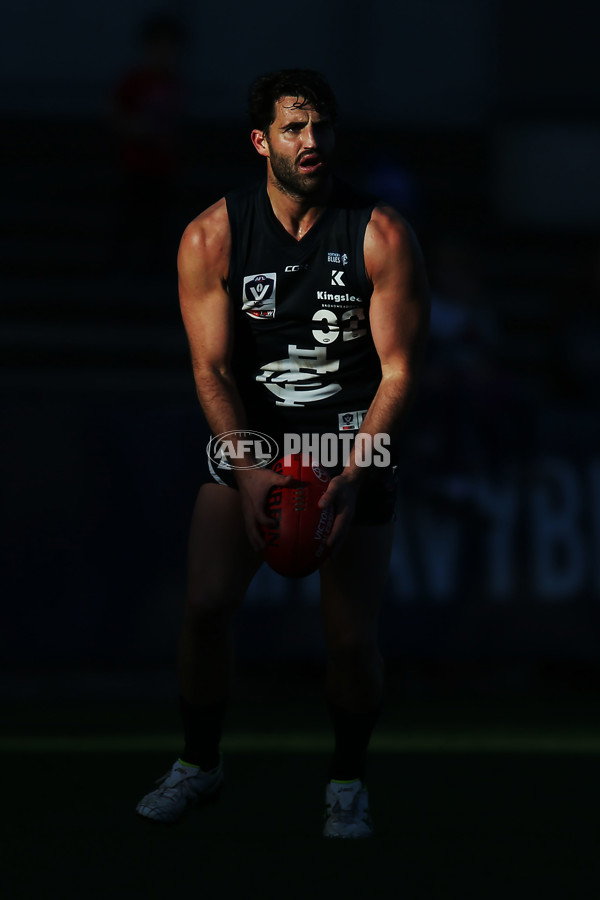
[137,69,429,838]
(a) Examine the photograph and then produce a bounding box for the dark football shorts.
[204,452,398,526]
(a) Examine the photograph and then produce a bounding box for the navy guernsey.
[225,179,382,438]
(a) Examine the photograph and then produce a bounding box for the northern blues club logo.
[242,273,277,319]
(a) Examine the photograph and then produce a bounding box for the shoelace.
[152,768,199,801]
[330,802,355,824]
[327,798,372,830]
[328,794,360,822]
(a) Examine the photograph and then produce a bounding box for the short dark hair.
[248,69,337,133]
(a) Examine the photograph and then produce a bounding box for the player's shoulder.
[365,202,416,260]
[181,197,229,243]
[179,198,230,265]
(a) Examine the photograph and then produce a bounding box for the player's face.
[264,97,335,198]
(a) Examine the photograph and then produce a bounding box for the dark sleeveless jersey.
[225,178,382,436]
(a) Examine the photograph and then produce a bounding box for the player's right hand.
[318,472,360,556]
[235,467,294,552]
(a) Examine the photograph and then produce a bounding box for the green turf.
[4,731,600,753]
[4,750,600,900]
[4,695,600,898]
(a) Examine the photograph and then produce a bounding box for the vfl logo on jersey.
[242,273,277,319]
[256,345,342,407]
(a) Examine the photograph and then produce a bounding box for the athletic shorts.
[205,453,398,526]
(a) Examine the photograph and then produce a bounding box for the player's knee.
[182,589,237,633]
[327,633,381,672]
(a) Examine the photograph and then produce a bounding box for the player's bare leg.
[320,521,393,712]
[137,482,262,823]
[178,482,263,707]
[319,521,394,837]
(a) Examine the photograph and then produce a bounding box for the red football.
[261,453,335,578]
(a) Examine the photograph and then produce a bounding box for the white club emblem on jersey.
[256,345,342,407]
[242,273,277,319]
[327,252,349,266]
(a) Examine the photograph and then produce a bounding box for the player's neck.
[266,176,332,241]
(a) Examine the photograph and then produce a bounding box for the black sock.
[179,695,228,771]
[327,701,381,783]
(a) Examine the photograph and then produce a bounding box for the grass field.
[4,690,600,899]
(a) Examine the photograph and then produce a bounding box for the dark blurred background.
[2,0,600,704]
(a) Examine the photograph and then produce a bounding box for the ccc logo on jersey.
[242,273,277,319]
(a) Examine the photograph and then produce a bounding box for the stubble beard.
[267,145,330,201]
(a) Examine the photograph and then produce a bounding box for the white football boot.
[323,779,373,838]
[136,757,223,823]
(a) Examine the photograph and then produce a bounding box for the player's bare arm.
[178,199,292,550]
[320,205,430,547]
[360,204,430,447]
[178,199,240,433]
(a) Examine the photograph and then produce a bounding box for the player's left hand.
[318,473,360,555]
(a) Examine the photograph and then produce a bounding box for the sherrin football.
[261,453,335,578]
